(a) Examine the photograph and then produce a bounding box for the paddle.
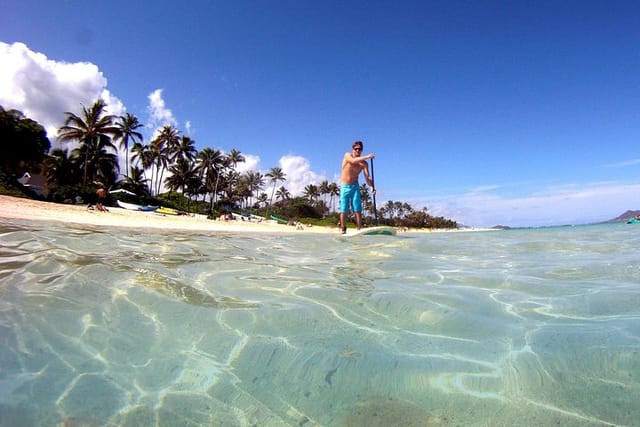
[370,158,379,226]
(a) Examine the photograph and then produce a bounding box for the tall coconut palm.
[121,166,150,196]
[150,124,179,195]
[266,166,286,206]
[303,184,319,205]
[131,142,154,192]
[244,170,265,208]
[68,134,119,187]
[319,180,330,208]
[196,147,224,208]
[328,182,339,213]
[165,157,197,198]
[58,99,118,186]
[174,135,197,162]
[88,143,120,187]
[360,184,373,217]
[220,170,241,204]
[225,149,245,169]
[114,113,143,179]
[257,192,269,208]
[236,177,253,209]
[275,186,290,203]
[384,200,396,220]
[216,149,244,206]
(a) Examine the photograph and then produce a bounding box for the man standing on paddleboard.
[339,140,375,234]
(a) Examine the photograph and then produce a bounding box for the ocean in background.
[1,219,639,426]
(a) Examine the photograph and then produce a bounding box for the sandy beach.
[0,195,490,235]
[0,195,334,234]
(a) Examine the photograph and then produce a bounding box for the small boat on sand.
[116,200,159,212]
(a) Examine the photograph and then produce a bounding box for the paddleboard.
[340,226,397,237]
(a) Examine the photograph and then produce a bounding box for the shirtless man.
[339,140,375,234]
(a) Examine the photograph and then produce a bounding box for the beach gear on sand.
[116,200,159,212]
[269,214,288,224]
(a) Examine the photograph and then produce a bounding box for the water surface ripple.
[0,220,639,426]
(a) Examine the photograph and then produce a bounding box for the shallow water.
[1,220,639,426]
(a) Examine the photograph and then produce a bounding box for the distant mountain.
[601,210,640,224]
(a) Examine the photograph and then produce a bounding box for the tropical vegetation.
[0,102,457,229]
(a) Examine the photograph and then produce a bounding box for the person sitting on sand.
[96,188,109,212]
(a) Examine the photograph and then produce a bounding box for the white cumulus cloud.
[146,88,177,136]
[278,155,327,196]
[236,154,260,174]
[233,154,327,197]
[0,41,124,141]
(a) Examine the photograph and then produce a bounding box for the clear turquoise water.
[1,220,639,426]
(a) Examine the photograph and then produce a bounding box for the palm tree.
[43,148,76,187]
[396,202,413,219]
[266,166,286,206]
[68,134,119,187]
[385,200,396,221]
[87,142,120,187]
[303,184,320,205]
[196,147,224,209]
[165,157,197,199]
[257,192,269,208]
[115,113,143,179]
[131,142,154,191]
[360,184,372,214]
[150,124,179,195]
[236,177,252,209]
[244,170,265,208]
[58,99,119,186]
[121,166,150,196]
[319,180,330,208]
[217,149,244,206]
[328,182,339,213]
[220,170,241,204]
[275,186,290,204]
[225,149,245,169]
[175,135,197,162]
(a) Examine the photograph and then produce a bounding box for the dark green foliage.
[0,106,51,176]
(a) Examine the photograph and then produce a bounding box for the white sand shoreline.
[0,195,333,234]
[0,195,494,235]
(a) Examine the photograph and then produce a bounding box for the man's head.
[352,141,363,153]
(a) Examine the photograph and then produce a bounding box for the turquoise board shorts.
[340,183,362,213]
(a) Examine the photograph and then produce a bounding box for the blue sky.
[2,0,640,227]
